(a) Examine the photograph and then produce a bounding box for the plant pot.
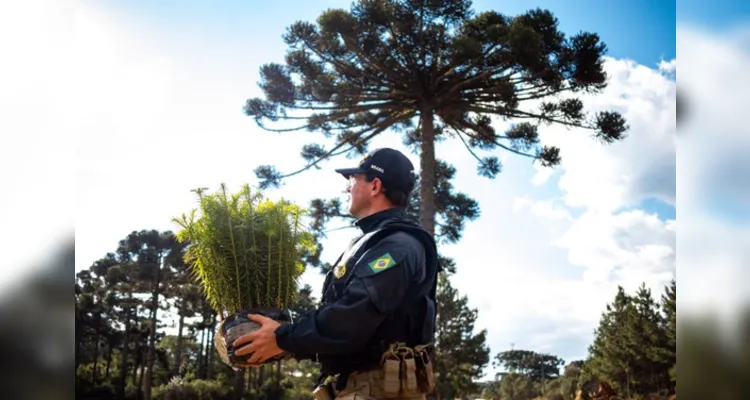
[220,307,293,366]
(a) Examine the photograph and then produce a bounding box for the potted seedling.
[173,183,316,368]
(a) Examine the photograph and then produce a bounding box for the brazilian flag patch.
[368,253,397,273]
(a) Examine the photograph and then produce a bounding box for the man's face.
[347,173,374,218]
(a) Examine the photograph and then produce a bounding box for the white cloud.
[464,20,750,371]
[532,57,677,213]
[677,23,750,325]
[437,54,677,374]
[658,59,676,74]
[513,196,572,221]
[459,56,679,371]
[0,0,76,290]
[554,210,675,289]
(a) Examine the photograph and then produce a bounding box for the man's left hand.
[232,314,284,366]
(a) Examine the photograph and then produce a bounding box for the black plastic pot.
[221,307,293,365]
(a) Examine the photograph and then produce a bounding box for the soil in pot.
[222,307,293,365]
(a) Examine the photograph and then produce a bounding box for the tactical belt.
[312,342,435,399]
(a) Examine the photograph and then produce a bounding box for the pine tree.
[493,349,565,383]
[585,286,638,397]
[245,0,629,237]
[433,271,490,399]
[661,279,676,386]
[585,283,677,397]
[631,283,671,394]
[498,372,534,400]
[558,361,584,400]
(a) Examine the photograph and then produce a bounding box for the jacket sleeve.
[274,231,426,356]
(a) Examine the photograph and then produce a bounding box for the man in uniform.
[232,147,440,399]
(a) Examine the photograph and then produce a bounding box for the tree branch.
[440,66,513,95]
[453,128,492,168]
[299,37,368,84]
[466,104,592,130]
[454,119,538,159]
[385,24,416,71]
[276,110,416,180]
[339,35,407,87]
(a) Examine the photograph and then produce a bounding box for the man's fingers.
[234,340,257,356]
[232,331,257,349]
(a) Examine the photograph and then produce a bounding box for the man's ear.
[371,177,384,195]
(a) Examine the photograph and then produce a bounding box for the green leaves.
[536,146,561,168]
[172,183,317,316]
[258,64,295,105]
[254,165,283,190]
[594,111,629,143]
[300,143,328,166]
[505,122,540,152]
[477,156,501,178]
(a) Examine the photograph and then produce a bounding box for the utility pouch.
[381,347,402,398]
[312,383,333,400]
[414,345,435,393]
[401,351,420,395]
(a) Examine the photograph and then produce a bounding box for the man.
[232,147,440,399]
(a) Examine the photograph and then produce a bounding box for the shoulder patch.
[367,252,398,274]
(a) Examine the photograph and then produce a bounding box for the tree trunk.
[234,369,245,400]
[132,350,139,385]
[247,368,254,391]
[144,253,163,400]
[118,309,131,400]
[174,312,185,376]
[206,312,216,379]
[206,325,215,378]
[75,305,82,373]
[92,333,99,383]
[197,327,206,379]
[258,365,265,388]
[419,109,437,236]
[625,366,631,399]
[131,306,141,386]
[106,343,113,380]
[138,353,145,393]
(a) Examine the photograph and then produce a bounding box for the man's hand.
[232,314,284,366]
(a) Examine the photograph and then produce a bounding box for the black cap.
[335,148,416,193]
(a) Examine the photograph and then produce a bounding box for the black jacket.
[274,207,439,376]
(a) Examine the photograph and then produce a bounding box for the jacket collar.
[354,207,406,233]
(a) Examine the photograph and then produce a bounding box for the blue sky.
[99,0,679,227]
[679,0,750,27]
[102,0,676,65]
[65,0,680,379]
[676,1,750,226]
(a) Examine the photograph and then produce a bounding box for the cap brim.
[334,167,365,178]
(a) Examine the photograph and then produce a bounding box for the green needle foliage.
[244,0,629,235]
[172,183,316,318]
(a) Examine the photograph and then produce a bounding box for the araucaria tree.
[245,0,628,235]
